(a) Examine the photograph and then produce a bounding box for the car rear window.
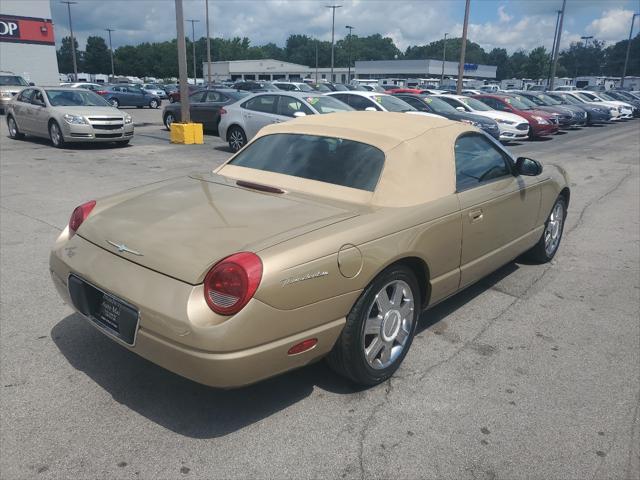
[228,133,384,191]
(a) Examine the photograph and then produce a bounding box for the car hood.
[78,174,359,284]
[470,110,528,124]
[51,105,125,117]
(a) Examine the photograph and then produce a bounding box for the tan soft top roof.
[217,111,477,207]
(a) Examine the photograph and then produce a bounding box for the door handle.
[469,209,483,223]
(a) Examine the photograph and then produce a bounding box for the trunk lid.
[79,174,358,284]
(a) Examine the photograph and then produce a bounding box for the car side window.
[331,94,349,103]
[32,90,45,106]
[243,95,277,114]
[401,96,428,111]
[347,95,378,111]
[17,89,35,103]
[190,91,206,102]
[276,96,313,117]
[454,133,513,191]
[204,91,223,102]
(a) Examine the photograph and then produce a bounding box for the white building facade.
[0,0,59,85]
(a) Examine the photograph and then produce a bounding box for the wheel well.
[226,124,243,140]
[390,257,431,309]
[559,187,570,207]
[48,118,57,127]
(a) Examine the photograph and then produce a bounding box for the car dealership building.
[0,0,59,85]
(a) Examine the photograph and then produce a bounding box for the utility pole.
[326,4,342,83]
[621,13,638,88]
[205,0,212,87]
[456,0,471,94]
[186,19,200,85]
[61,1,78,81]
[315,40,319,83]
[441,32,448,85]
[580,35,593,47]
[345,25,354,83]
[546,11,561,87]
[549,0,566,91]
[175,0,190,123]
[105,28,115,81]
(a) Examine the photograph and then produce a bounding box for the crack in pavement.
[0,206,62,232]
[357,378,393,480]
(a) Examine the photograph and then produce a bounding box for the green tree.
[559,40,606,77]
[509,50,529,78]
[404,38,486,64]
[84,36,111,74]
[486,48,511,80]
[603,34,640,76]
[525,46,550,79]
[57,36,82,74]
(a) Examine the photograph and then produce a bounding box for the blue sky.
[49,0,639,53]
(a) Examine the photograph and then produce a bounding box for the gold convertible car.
[50,112,569,388]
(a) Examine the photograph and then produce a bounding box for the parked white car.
[437,94,530,141]
[574,90,634,119]
[272,81,314,92]
[325,91,445,120]
[218,91,354,151]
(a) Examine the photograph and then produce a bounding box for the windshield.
[575,92,598,102]
[305,96,354,114]
[0,75,29,86]
[297,83,313,92]
[598,92,616,102]
[503,96,533,110]
[537,93,561,105]
[46,89,111,107]
[422,96,458,114]
[523,94,546,106]
[229,133,384,191]
[374,95,416,112]
[459,97,492,111]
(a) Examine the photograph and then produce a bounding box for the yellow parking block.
[170,123,204,144]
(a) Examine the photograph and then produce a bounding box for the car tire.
[7,115,25,139]
[227,126,247,152]
[164,113,175,130]
[149,99,159,109]
[49,121,66,148]
[525,195,567,263]
[109,98,120,108]
[327,264,420,386]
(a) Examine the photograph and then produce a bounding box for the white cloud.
[586,8,635,43]
[498,5,513,23]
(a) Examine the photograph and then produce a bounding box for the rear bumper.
[49,230,352,388]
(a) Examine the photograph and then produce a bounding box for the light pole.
[105,28,115,81]
[549,0,566,91]
[326,4,342,82]
[205,0,212,86]
[175,0,190,123]
[441,32,448,85]
[186,19,200,85]
[345,25,354,83]
[580,35,593,47]
[621,13,638,88]
[61,1,78,81]
[315,39,319,83]
[456,0,471,94]
[546,10,561,87]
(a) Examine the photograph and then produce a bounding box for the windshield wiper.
[236,180,284,194]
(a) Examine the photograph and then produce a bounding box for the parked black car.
[162,88,249,132]
[232,81,279,92]
[392,93,501,140]
[546,92,612,124]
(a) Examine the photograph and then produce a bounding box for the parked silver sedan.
[5,87,134,148]
[218,91,353,151]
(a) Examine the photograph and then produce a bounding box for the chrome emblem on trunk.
[107,240,143,256]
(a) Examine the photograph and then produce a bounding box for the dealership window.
[258,75,271,81]
[243,74,255,80]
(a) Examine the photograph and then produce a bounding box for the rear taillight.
[219,107,227,115]
[96,90,107,95]
[69,200,96,235]
[204,252,262,315]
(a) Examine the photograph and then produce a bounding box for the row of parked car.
[161,82,640,152]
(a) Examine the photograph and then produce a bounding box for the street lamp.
[186,19,200,85]
[621,13,639,88]
[580,35,593,47]
[441,32,448,85]
[105,28,115,81]
[326,4,342,82]
[345,25,354,83]
[205,0,212,87]
[61,1,78,81]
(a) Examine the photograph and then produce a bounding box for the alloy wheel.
[50,123,61,146]
[229,129,245,151]
[544,202,564,256]
[8,117,17,137]
[362,280,415,370]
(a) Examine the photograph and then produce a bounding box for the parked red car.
[168,84,203,103]
[472,94,559,138]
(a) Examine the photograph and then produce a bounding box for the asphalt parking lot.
[1,107,638,480]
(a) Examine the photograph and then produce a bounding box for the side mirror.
[293,111,306,118]
[456,106,465,112]
[516,157,543,176]
[364,106,377,112]
[29,82,35,86]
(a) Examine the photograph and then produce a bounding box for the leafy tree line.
[57,32,639,81]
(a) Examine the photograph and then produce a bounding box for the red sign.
[0,15,54,45]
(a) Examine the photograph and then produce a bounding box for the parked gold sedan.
[49,112,569,388]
